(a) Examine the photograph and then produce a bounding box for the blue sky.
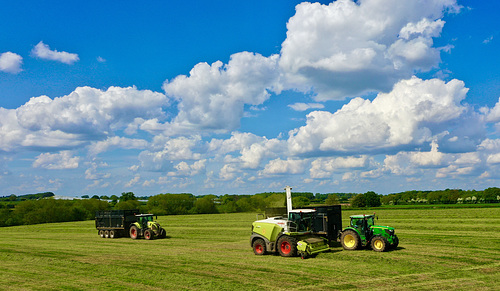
[1,0,499,197]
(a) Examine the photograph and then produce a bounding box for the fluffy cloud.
[88,136,149,156]
[208,132,286,169]
[0,52,23,74]
[16,86,168,139]
[33,151,80,169]
[280,0,460,100]
[288,77,469,156]
[288,103,325,111]
[310,156,369,178]
[138,135,202,172]
[31,41,79,64]
[163,52,281,134]
[260,158,308,175]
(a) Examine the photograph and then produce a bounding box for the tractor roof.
[290,209,316,213]
[350,214,375,219]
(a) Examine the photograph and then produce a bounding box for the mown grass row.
[0,207,498,290]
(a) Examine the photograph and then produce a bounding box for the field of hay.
[0,207,499,290]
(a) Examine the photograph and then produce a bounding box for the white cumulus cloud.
[288,77,469,155]
[0,52,23,74]
[163,52,281,134]
[31,41,79,64]
[279,0,461,100]
[33,151,80,169]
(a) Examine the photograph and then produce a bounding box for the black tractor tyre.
[277,236,298,257]
[390,235,399,249]
[144,229,154,240]
[129,225,139,239]
[371,236,388,252]
[340,230,361,250]
[159,228,166,238]
[252,238,266,255]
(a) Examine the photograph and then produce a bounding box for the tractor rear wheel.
[252,238,266,255]
[371,236,388,252]
[129,225,139,239]
[341,230,360,250]
[144,229,154,240]
[277,236,297,257]
[390,235,399,249]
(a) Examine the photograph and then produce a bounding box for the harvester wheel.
[144,229,154,240]
[340,230,360,250]
[371,236,388,252]
[104,230,109,238]
[129,225,139,239]
[277,236,297,257]
[99,230,105,238]
[109,230,116,239]
[252,239,266,255]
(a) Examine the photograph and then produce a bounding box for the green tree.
[292,196,310,208]
[325,194,339,205]
[350,194,366,208]
[364,191,381,207]
[119,192,136,202]
[147,194,195,215]
[193,196,218,214]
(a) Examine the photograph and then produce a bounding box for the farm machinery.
[340,214,398,252]
[250,186,342,258]
[95,210,166,240]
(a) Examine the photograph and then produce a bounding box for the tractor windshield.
[367,217,374,226]
[289,211,314,232]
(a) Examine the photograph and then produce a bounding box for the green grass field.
[1,207,499,290]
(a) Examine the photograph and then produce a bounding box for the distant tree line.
[1,188,498,227]
[380,188,500,205]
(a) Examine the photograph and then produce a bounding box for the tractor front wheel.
[371,236,388,252]
[252,238,266,255]
[129,225,139,239]
[341,230,360,250]
[144,229,154,240]
[277,236,297,257]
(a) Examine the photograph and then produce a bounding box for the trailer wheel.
[341,230,360,250]
[277,236,297,257]
[371,236,388,252]
[99,230,105,238]
[109,230,116,239]
[104,230,109,238]
[144,229,154,240]
[252,238,266,255]
[130,225,139,239]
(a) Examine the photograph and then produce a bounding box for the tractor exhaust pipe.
[285,186,293,217]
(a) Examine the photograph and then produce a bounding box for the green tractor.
[129,214,166,240]
[250,186,341,259]
[340,214,398,252]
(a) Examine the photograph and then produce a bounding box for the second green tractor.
[340,214,399,252]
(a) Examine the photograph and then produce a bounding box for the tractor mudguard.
[251,233,274,252]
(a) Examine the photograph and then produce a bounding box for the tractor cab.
[349,214,375,238]
[288,209,316,232]
[135,214,157,230]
